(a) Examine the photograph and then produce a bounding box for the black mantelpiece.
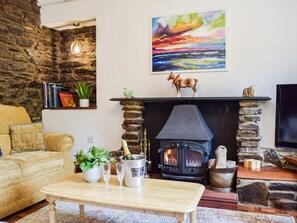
[110,97,271,174]
[110,97,271,103]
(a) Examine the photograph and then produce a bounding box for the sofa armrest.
[44,132,74,153]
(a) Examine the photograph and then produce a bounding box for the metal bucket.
[120,155,146,187]
[209,166,237,192]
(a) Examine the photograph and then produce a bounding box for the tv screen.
[275,84,297,149]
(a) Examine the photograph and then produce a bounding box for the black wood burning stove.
[156,105,213,184]
[159,140,210,183]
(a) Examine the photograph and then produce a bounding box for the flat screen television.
[275,84,297,149]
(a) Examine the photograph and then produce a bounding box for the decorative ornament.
[242,85,255,97]
[167,72,198,97]
[123,88,134,98]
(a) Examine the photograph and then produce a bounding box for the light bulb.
[71,40,82,55]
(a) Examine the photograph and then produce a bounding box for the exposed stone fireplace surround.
[112,97,297,213]
[112,97,271,163]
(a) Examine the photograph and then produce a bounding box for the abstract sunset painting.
[151,10,226,73]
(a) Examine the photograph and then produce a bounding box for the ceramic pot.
[79,99,89,107]
[82,166,101,183]
[209,166,237,192]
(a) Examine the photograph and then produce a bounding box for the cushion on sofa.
[0,104,31,135]
[9,122,45,154]
[0,135,11,156]
[1,152,65,179]
[0,160,22,188]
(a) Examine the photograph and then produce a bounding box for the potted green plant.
[74,82,93,107]
[74,146,115,183]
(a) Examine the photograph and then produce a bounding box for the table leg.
[190,208,196,223]
[79,204,85,223]
[176,213,186,223]
[46,196,56,223]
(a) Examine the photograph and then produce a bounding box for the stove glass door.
[185,148,202,167]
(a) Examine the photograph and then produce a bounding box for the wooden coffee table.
[40,173,204,223]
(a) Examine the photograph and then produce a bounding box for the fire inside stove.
[164,149,177,165]
[163,148,202,167]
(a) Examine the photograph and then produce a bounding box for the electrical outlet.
[87,136,94,143]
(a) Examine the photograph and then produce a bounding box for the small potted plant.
[74,146,115,183]
[74,82,93,107]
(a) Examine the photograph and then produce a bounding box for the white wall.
[41,0,297,157]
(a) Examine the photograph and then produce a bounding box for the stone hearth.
[237,166,297,212]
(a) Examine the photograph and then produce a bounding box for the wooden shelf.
[110,96,271,102]
[237,165,297,182]
[43,106,97,110]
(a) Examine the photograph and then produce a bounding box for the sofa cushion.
[0,135,11,156]
[10,122,45,154]
[1,152,65,179]
[0,160,22,188]
[0,104,31,135]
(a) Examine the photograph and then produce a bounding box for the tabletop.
[41,173,205,213]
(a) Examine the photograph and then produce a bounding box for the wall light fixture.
[70,22,82,56]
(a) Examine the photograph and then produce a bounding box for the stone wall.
[206,98,297,212]
[0,0,60,121]
[0,0,96,120]
[236,100,297,212]
[237,100,263,162]
[120,101,145,153]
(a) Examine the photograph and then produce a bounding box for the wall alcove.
[42,23,97,110]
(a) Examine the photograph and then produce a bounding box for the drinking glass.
[102,163,111,192]
[116,162,125,192]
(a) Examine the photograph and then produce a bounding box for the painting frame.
[151,9,228,74]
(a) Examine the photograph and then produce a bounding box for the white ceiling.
[46,18,96,31]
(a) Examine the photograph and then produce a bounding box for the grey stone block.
[237,182,269,206]
[269,182,297,192]
[238,122,259,131]
[239,100,259,107]
[239,108,262,115]
[239,115,261,122]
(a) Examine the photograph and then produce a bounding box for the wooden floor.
[2,200,48,223]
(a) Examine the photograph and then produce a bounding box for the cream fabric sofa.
[0,104,75,219]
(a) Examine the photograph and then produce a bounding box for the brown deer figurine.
[167,72,198,97]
